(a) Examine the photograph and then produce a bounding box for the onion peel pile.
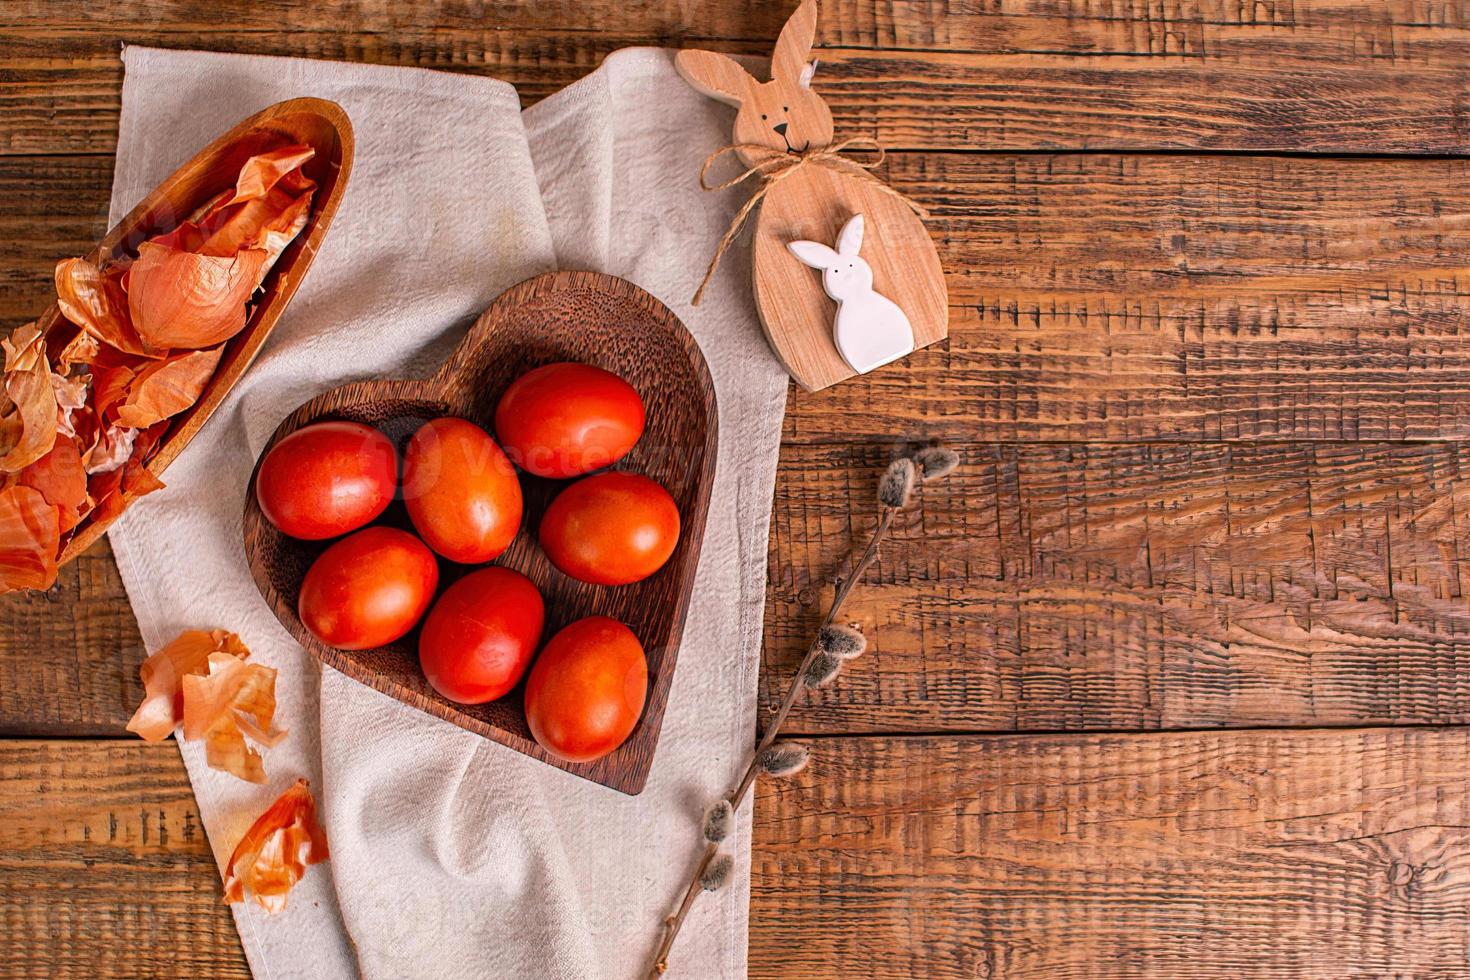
[224,778,329,913]
[126,628,285,784]
[126,628,249,741]
[0,144,316,594]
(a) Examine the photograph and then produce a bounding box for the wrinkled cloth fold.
[108,45,787,980]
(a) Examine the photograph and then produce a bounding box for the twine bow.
[691,135,931,306]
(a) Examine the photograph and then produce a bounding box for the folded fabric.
[108,45,787,979]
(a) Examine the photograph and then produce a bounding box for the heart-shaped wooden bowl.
[243,271,718,794]
[48,97,354,566]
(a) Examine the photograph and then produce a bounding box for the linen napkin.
[107,45,787,980]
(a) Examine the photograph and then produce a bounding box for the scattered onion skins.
[255,361,681,764]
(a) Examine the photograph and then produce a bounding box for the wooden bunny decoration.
[676,0,947,391]
[788,213,914,373]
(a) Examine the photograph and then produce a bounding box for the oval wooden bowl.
[243,271,719,795]
[47,97,354,565]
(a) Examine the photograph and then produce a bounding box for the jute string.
[690,135,931,305]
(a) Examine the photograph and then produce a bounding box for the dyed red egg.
[255,421,397,541]
[494,362,645,478]
[298,526,438,650]
[524,616,647,763]
[402,417,522,563]
[539,472,680,586]
[418,567,544,704]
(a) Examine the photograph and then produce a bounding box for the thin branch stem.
[727,505,893,807]
[648,841,720,975]
[645,504,898,979]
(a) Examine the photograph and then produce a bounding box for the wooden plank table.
[7,2,1470,976]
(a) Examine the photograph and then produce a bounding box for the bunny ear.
[788,240,840,269]
[675,49,757,107]
[772,0,819,84]
[837,213,865,256]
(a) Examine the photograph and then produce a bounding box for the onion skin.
[126,241,268,350]
[113,346,225,429]
[0,324,59,474]
[0,146,321,599]
[223,778,329,913]
[0,484,59,592]
[54,258,153,356]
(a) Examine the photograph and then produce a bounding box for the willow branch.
[726,504,893,807]
[645,505,898,978]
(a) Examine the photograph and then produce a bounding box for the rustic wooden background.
[6,1,1470,977]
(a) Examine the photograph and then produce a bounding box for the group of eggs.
[253,363,680,763]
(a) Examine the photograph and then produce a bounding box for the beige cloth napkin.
[108,46,787,980]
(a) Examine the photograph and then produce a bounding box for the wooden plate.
[242,271,719,794]
[45,97,354,566]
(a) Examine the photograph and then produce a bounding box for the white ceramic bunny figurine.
[787,213,915,374]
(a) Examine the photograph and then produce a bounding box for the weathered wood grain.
[804,151,1470,442]
[7,0,1470,154]
[7,0,1469,55]
[11,152,1470,442]
[0,538,144,737]
[0,155,109,327]
[750,728,1470,979]
[9,732,1470,979]
[0,740,249,980]
[765,440,1470,734]
[7,4,1470,977]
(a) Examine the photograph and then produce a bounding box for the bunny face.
[675,0,834,160]
[813,252,873,300]
[788,213,874,301]
[826,256,874,300]
[731,79,833,155]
